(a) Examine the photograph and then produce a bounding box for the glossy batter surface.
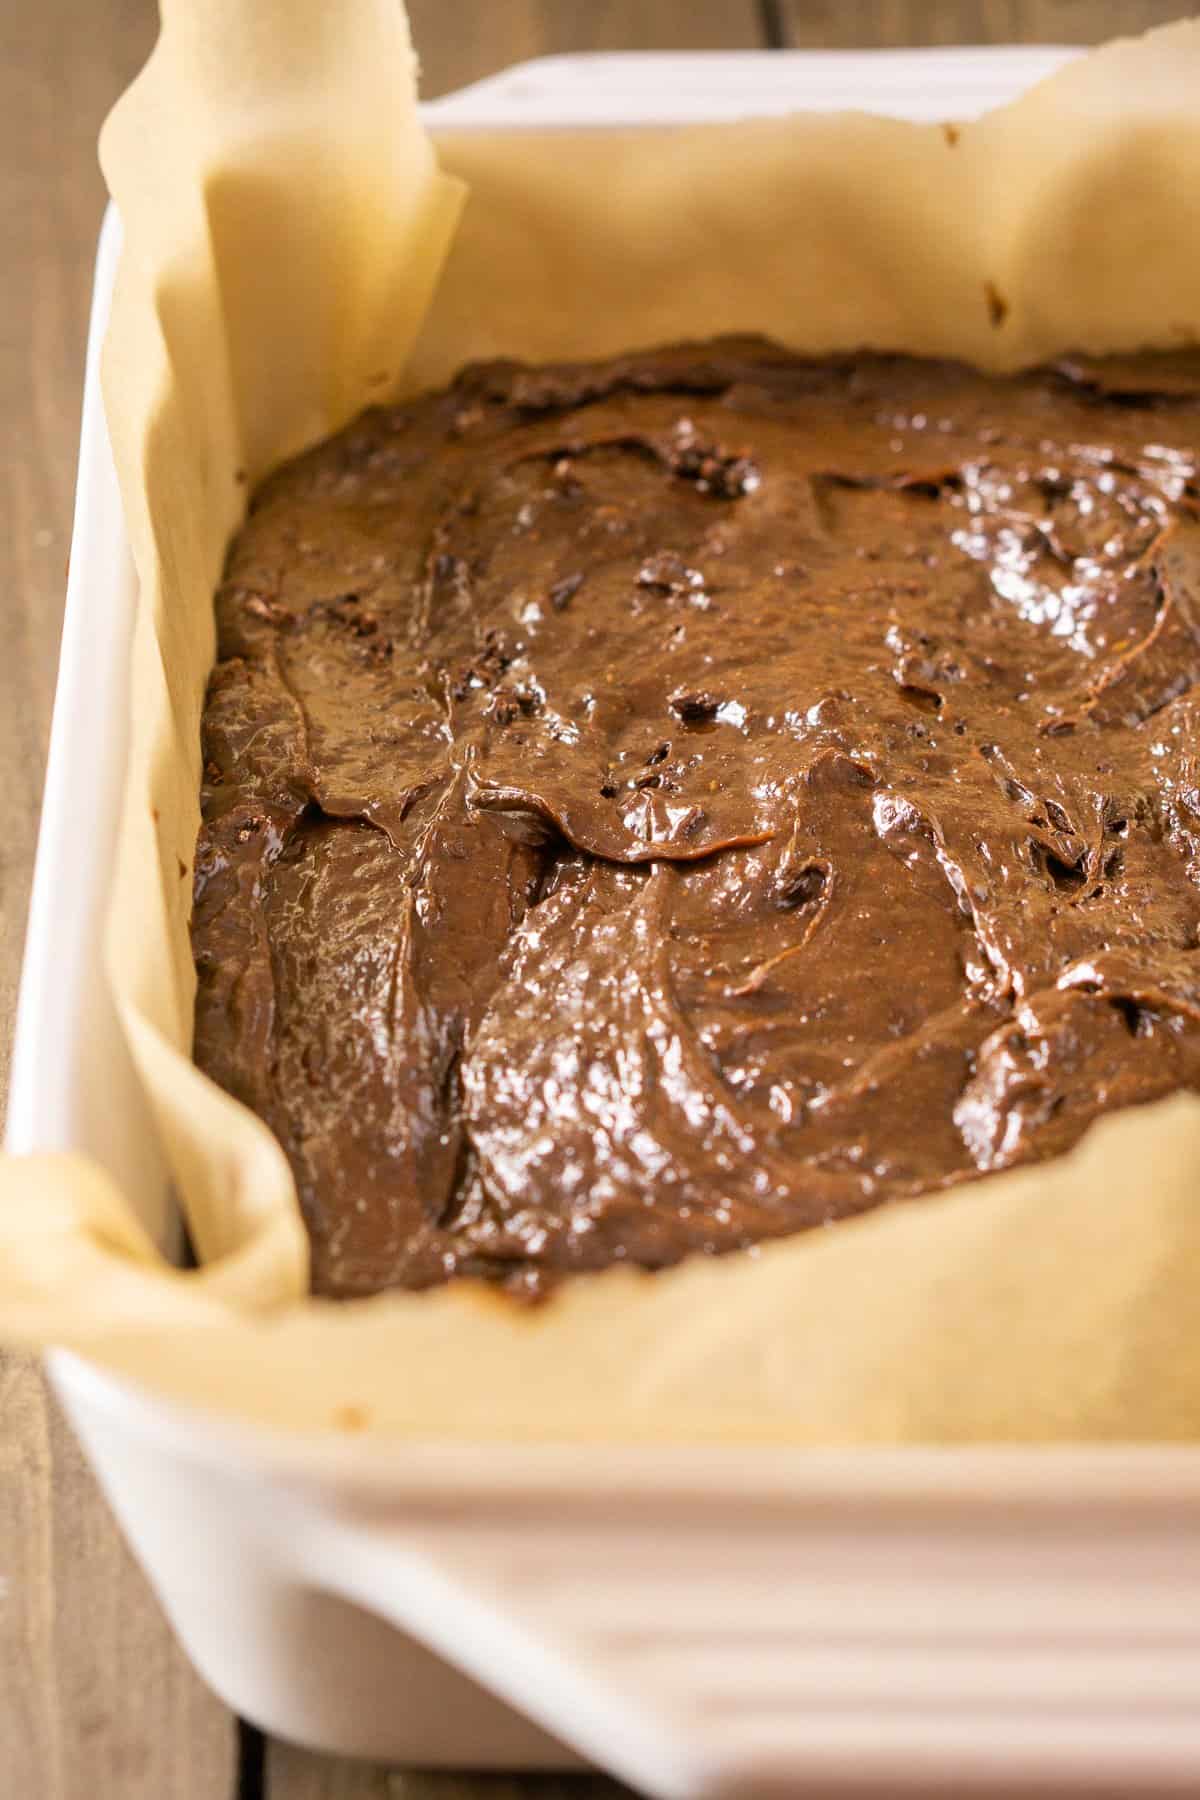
[192,340,1200,1296]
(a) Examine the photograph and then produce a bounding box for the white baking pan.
[12,49,1200,1796]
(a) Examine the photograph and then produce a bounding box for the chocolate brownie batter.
[192,339,1200,1297]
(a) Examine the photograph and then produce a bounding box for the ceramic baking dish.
[11,48,1200,1796]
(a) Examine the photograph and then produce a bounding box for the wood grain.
[0,1361,237,1800]
[0,2,236,1798]
[268,1752,632,1799]
[408,0,764,98]
[773,0,1193,48]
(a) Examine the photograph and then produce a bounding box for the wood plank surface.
[0,4,237,1799]
[2,3,1190,1799]
[407,0,765,100]
[267,1757,633,1799]
[772,0,1192,47]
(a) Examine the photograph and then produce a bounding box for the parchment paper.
[3,3,1200,1442]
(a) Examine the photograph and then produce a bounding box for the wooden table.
[0,2,1187,1795]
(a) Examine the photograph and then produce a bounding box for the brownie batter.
[192,339,1200,1297]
